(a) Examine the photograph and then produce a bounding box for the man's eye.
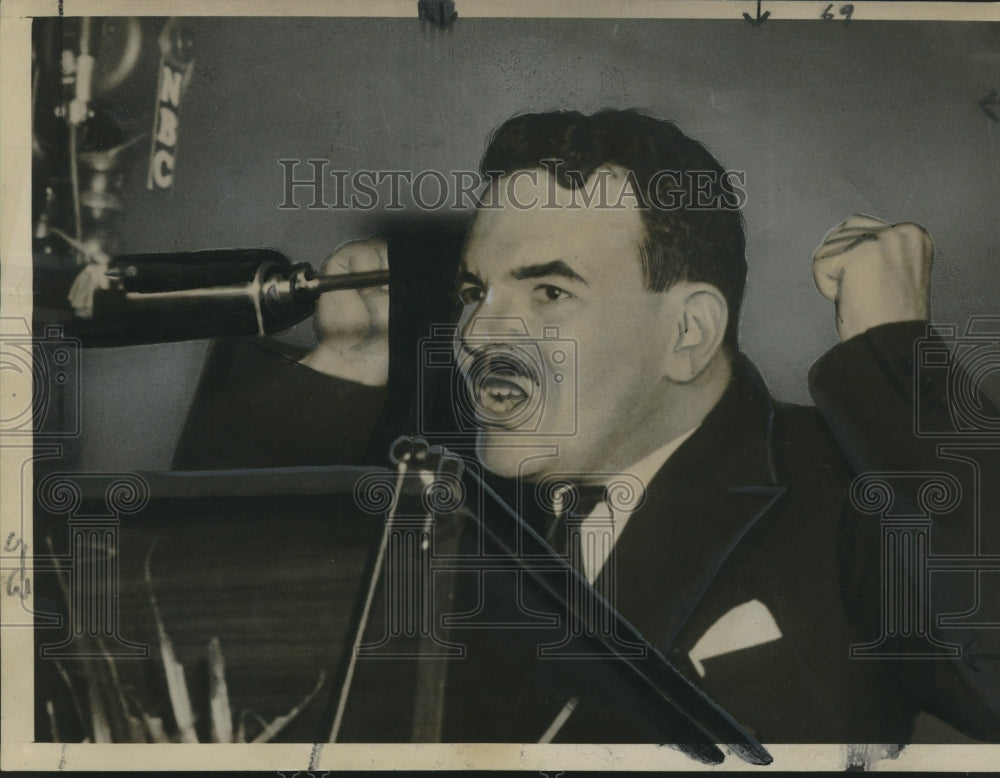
[457,285,485,305]
[534,284,573,302]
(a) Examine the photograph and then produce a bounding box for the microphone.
[57,248,390,347]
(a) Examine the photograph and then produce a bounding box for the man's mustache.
[459,344,542,387]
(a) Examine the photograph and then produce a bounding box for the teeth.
[479,376,528,396]
[475,375,529,420]
[489,387,520,400]
[480,388,526,406]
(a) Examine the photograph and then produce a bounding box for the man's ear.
[660,282,729,382]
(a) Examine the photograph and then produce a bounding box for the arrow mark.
[743,0,771,26]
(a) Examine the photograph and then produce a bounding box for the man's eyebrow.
[456,270,483,286]
[510,260,589,286]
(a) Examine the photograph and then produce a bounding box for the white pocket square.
[688,599,782,678]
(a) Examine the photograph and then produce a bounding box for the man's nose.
[462,314,531,340]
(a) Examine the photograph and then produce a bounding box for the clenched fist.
[812,215,933,342]
[298,236,390,386]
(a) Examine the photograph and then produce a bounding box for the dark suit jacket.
[348,321,999,746]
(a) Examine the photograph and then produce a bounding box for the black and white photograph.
[2,0,1000,772]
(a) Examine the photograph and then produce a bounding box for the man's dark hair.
[480,109,747,350]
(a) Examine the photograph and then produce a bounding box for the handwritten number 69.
[822,4,854,21]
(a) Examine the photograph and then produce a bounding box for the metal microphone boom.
[61,248,390,347]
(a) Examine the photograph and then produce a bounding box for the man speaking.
[317,109,999,745]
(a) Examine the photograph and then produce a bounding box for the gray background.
[78,17,1000,471]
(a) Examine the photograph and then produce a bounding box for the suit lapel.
[595,356,789,654]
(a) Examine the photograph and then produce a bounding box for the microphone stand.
[327,436,772,766]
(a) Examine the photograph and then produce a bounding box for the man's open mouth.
[461,347,540,424]
[476,374,531,416]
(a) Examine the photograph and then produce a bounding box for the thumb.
[812,251,846,302]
